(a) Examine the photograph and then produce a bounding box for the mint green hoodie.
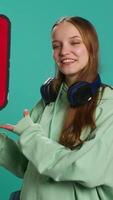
[0,84,113,200]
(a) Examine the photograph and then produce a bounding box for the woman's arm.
[0,133,28,178]
[0,99,44,177]
[12,102,113,188]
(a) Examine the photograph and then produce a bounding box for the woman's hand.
[0,124,14,131]
[0,109,30,132]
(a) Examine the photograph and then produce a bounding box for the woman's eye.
[52,45,60,49]
[71,42,80,45]
[52,45,61,49]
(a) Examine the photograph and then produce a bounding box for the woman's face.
[52,21,89,85]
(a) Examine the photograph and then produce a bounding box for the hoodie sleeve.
[0,99,44,177]
[14,100,113,188]
[13,99,44,135]
[0,133,28,178]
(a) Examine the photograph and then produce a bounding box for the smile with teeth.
[61,58,76,64]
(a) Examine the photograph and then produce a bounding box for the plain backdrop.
[0,0,113,199]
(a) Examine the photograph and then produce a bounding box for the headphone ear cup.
[40,78,57,105]
[67,82,93,107]
[67,74,101,107]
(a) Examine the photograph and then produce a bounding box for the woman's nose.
[60,44,70,56]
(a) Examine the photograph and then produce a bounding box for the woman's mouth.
[61,58,76,64]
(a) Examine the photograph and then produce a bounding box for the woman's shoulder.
[97,85,113,112]
[100,85,113,101]
[30,99,45,122]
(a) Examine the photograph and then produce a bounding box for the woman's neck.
[65,74,78,87]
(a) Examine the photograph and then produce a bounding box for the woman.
[0,16,113,200]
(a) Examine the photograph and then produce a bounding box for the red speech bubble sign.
[0,15,11,110]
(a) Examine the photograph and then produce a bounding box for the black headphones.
[40,74,102,107]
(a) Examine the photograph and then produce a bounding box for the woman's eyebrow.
[52,36,81,43]
[69,36,81,39]
[52,40,61,43]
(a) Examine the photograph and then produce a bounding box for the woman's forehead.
[52,21,82,40]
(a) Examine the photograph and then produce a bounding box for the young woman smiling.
[0,16,113,200]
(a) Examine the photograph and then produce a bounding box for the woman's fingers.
[0,124,14,131]
[23,109,30,117]
[0,109,30,132]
